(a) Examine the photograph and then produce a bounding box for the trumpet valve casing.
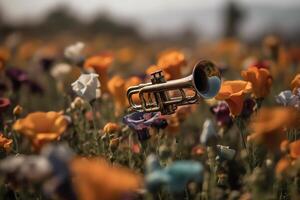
[149,70,177,115]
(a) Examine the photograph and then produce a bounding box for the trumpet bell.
[192,60,221,99]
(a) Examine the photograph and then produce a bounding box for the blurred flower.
[191,145,206,156]
[107,75,127,116]
[103,122,120,135]
[70,157,142,200]
[248,107,300,150]
[50,63,72,80]
[241,66,272,98]
[71,73,101,102]
[5,68,28,90]
[0,97,11,113]
[146,65,171,80]
[157,50,186,80]
[290,74,300,94]
[215,145,236,161]
[0,47,10,63]
[215,80,252,116]
[200,119,218,146]
[0,47,10,72]
[289,140,300,159]
[64,42,85,63]
[17,40,40,61]
[275,90,300,108]
[123,112,166,141]
[13,105,23,116]
[0,144,75,199]
[125,76,142,105]
[116,47,135,64]
[210,101,232,127]
[13,111,68,150]
[145,154,203,193]
[84,53,113,92]
[0,133,13,152]
[263,35,280,61]
[276,140,300,178]
[275,157,291,177]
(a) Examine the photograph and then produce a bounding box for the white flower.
[50,63,72,80]
[275,90,300,108]
[200,119,218,146]
[64,42,85,62]
[71,73,101,101]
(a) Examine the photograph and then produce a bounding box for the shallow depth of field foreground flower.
[0,1,300,199]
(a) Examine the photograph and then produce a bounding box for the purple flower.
[123,112,167,141]
[210,101,232,127]
[5,68,44,94]
[5,68,28,90]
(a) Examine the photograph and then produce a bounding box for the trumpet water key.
[127,60,221,115]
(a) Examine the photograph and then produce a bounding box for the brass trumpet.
[127,60,221,115]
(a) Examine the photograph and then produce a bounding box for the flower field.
[0,7,300,200]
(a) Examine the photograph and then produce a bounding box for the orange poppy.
[0,133,13,152]
[290,74,300,94]
[17,40,41,61]
[290,140,300,159]
[116,47,135,64]
[157,50,186,80]
[0,47,10,72]
[70,157,143,200]
[275,157,291,177]
[215,80,252,116]
[84,53,113,92]
[241,66,272,98]
[13,111,67,150]
[248,107,300,150]
[103,122,120,135]
[125,76,143,105]
[107,75,127,116]
[0,47,10,61]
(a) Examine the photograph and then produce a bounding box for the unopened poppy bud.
[71,97,84,109]
[109,138,120,149]
[103,122,120,135]
[13,105,23,116]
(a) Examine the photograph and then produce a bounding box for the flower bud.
[13,105,23,116]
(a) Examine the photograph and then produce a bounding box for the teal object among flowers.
[145,155,204,193]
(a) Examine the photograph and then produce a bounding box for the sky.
[1,0,300,38]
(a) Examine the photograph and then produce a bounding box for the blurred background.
[1,0,300,42]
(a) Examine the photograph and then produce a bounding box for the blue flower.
[275,90,300,109]
[145,155,204,193]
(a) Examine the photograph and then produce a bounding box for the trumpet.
[127,60,221,115]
